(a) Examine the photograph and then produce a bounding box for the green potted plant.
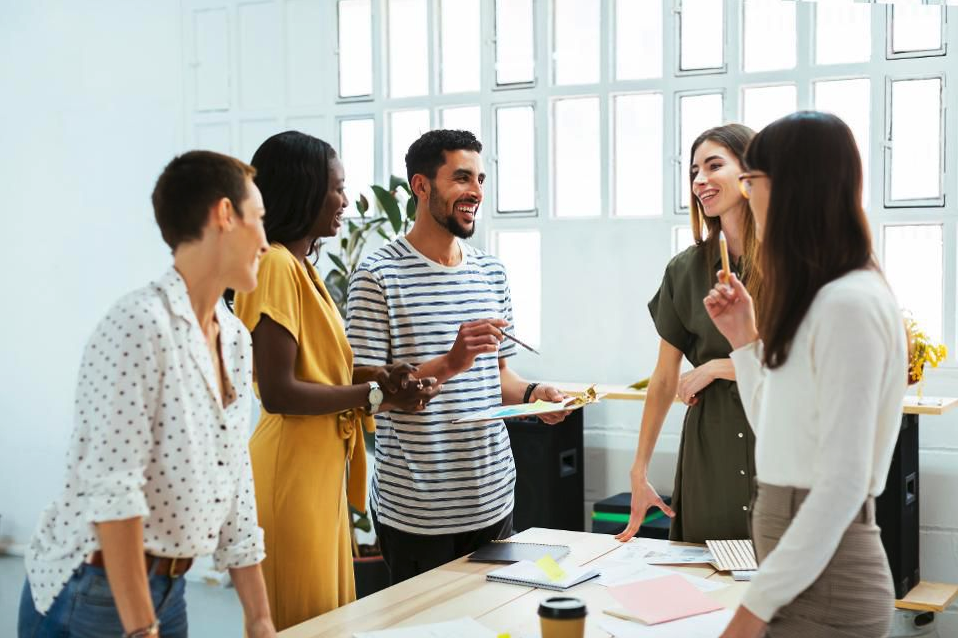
[323,175,416,315]
[325,175,416,598]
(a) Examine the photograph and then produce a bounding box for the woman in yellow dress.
[234,131,439,630]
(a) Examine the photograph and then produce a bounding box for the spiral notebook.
[486,559,599,591]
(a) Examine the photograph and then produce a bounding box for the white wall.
[0,0,184,545]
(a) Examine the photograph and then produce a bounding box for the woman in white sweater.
[704,111,908,638]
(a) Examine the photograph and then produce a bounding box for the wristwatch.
[367,381,384,414]
[124,620,160,638]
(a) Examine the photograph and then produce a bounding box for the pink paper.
[608,574,725,625]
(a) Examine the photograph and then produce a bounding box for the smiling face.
[425,149,484,239]
[690,140,747,220]
[310,156,348,239]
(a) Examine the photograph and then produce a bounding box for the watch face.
[370,388,384,404]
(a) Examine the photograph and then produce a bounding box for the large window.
[190,1,958,363]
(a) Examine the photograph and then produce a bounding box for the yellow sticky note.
[535,555,567,582]
[496,634,511,638]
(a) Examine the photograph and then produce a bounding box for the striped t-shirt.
[346,237,517,535]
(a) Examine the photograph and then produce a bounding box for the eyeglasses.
[737,171,768,200]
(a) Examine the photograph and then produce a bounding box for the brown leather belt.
[88,551,193,578]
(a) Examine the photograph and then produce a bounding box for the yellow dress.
[234,244,372,630]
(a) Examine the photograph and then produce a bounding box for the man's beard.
[429,189,475,239]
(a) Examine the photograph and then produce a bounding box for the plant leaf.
[372,184,402,234]
[357,193,369,215]
[328,253,348,274]
[388,174,405,193]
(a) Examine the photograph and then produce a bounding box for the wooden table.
[279,528,746,637]
[550,381,958,416]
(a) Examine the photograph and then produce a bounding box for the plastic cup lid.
[538,596,587,620]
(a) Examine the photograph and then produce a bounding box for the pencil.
[500,329,540,355]
[719,230,731,283]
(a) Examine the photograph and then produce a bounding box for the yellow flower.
[905,314,947,384]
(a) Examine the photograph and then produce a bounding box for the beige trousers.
[751,482,895,638]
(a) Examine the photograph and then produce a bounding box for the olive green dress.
[648,244,756,543]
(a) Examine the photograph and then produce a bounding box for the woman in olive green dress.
[616,124,762,544]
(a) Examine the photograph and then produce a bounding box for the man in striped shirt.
[346,129,567,584]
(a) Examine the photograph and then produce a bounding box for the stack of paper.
[706,539,757,572]
[621,539,715,566]
[594,557,726,592]
[605,574,724,624]
[599,609,733,637]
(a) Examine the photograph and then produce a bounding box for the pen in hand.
[498,327,540,355]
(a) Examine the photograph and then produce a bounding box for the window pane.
[616,0,662,80]
[741,84,796,132]
[440,0,480,93]
[673,226,695,256]
[493,230,541,349]
[338,0,372,97]
[743,0,796,72]
[389,109,429,181]
[554,97,600,217]
[388,0,428,98]
[889,78,942,201]
[891,4,942,54]
[679,93,724,208]
[815,1,870,65]
[679,0,724,71]
[554,0,600,85]
[496,106,536,212]
[614,93,663,217]
[441,106,481,138]
[496,0,535,85]
[339,118,375,209]
[815,78,870,207]
[884,225,943,343]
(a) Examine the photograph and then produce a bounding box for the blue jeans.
[18,562,188,638]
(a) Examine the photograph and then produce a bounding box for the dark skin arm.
[251,314,439,414]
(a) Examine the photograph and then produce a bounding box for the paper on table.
[353,617,497,638]
[621,539,715,565]
[595,557,727,592]
[607,574,724,625]
[453,385,604,423]
[599,608,733,638]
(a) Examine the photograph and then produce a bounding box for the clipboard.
[453,385,604,424]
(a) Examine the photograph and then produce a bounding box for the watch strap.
[522,382,540,404]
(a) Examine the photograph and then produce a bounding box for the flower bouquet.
[905,314,947,397]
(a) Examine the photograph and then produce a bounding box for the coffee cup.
[538,596,587,638]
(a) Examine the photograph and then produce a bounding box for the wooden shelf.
[896,581,958,613]
[547,381,958,416]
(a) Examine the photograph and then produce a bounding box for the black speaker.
[505,410,585,533]
[876,413,920,599]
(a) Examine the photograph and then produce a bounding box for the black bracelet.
[523,382,540,404]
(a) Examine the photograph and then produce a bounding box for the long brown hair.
[745,111,874,369]
[689,124,762,305]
